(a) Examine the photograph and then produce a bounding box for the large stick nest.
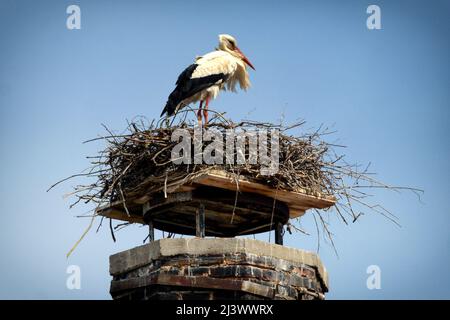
[99,121,335,204]
[50,110,421,254]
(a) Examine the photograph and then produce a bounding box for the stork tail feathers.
[161,92,181,117]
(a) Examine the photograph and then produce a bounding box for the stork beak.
[235,46,255,70]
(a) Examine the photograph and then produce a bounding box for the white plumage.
[161,34,255,125]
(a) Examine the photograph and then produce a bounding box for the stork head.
[218,34,255,70]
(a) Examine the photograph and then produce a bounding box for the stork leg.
[197,100,203,127]
[203,97,210,125]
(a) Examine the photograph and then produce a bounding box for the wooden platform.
[192,170,335,217]
[96,170,335,237]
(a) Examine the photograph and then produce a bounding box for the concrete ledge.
[109,238,328,290]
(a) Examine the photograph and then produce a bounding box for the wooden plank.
[192,170,335,218]
[290,206,306,218]
[134,181,193,205]
[143,192,193,214]
[97,207,144,224]
[96,169,335,224]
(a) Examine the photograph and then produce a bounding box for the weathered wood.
[138,187,290,237]
[143,192,193,214]
[96,169,336,232]
[99,206,145,224]
[196,204,205,238]
[192,170,335,218]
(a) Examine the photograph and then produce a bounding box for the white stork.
[161,34,255,125]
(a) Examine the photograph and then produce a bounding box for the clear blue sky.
[0,0,449,299]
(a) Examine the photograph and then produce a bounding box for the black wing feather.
[161,63,226,117]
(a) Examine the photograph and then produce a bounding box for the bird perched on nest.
[161,34,255,126]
